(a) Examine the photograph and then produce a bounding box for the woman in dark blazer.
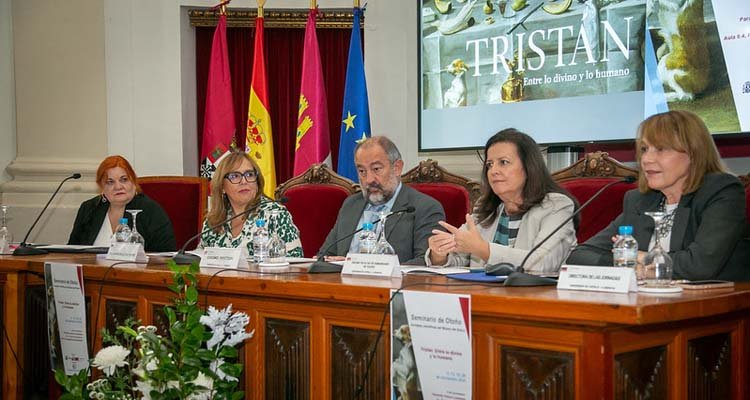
[68,155,176,252]
[567,111,748,281]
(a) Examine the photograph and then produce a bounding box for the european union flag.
[337,7,371,182]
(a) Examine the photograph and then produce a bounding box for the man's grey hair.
[354,136,402,165]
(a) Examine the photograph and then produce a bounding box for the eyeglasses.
[224,170,258,184]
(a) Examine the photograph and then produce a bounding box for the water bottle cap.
[120,218,128,224]
[255,219,266,227]
[362,222,374,231]
[618,225,633,235]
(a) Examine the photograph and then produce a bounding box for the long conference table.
[1,254,748,399]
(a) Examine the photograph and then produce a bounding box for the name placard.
[200,246,249,269]
[106,243,148,263]
[557,265,637,293]
[342,253,400,277]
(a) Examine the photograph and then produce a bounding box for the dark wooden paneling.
[688,333,731,400]
[24,286,49,397]
[615,345,667,400]
[501,345,574,400]
[331,326,384,400]
[265,318,310,400]
[105,299,136,335]
[151,304,169,337]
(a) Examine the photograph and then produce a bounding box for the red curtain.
[196,24,352,183]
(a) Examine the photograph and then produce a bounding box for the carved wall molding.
[551,151,639,183]
[189,8,358,29]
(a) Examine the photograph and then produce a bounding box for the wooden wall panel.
[264,318,310,400]
[501,345,574,400]
[687,333,731,400]
[614,345,667,400]
[331,325,385,400]
[105,299,136,334]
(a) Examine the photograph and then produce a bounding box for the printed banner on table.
[391,290,472,400]
[45,263,89,375]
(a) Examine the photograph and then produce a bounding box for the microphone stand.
[503,177,636,286]
[13,173,82,256]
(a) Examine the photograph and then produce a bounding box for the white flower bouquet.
[55,262,253,400]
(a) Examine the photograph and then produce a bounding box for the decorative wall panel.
[501,346,574,400]
[687,333,730,400]
[615,345,667,400]
[331,326,385,400]
[265,318,310,400]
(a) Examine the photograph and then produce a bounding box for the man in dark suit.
[319,136,445,264]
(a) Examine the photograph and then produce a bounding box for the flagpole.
[257,0,265,17]
[310,0,316,9]
[354,0,359,7]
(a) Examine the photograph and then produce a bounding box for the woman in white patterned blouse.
[199,151,303,257]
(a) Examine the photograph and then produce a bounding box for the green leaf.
[117,325,138,338]
[219,346,238,358]
[219,362,242,377]
[186,286,199,303]
[182,355,202,367]
[232,392,246,400]
[196,348,216,361]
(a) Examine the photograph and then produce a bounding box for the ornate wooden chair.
[401,159,481,228]
[551,151,639,243]
[275,163,360,257]
[136,176,209,249]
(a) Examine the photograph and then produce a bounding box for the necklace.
[656,197,677,239]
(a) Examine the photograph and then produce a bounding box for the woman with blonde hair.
[567,110,748,281]
[200,151,303,257]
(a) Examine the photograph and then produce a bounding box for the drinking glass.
[374,211,396,255]
[127,209,145,247]
[266,210,287,263]
[642,211,674,287]
[0,205,12,253]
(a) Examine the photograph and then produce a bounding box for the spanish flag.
[293,7,331,176]
[245,8,276,197]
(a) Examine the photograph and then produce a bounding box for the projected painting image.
[645,0,742,133]
[421,0,646,109]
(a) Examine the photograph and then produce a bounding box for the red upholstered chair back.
[275,164,360,257]
[136,176,209,249]
[402,159,481,228]
[552,152,639,243]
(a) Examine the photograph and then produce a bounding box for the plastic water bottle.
[357,222,377,254]
[252,219,270,262]
[613,225,638,269]
[113,218,132,243]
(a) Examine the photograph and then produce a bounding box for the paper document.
[400,266,470,275]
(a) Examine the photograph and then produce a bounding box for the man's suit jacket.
[567,173,749,281]
[319,185,445,265]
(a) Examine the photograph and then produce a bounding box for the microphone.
[172,196,288,264]
[308,206,416,273]
[497,176,636,286]
[13,173,82,256]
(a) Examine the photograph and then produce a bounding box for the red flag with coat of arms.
[293,8,331,176]
[200,13,235,178]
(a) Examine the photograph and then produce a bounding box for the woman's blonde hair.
[206,150,265,231]
[636,110,726,194]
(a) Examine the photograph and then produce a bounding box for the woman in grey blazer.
[426,129,579,273]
